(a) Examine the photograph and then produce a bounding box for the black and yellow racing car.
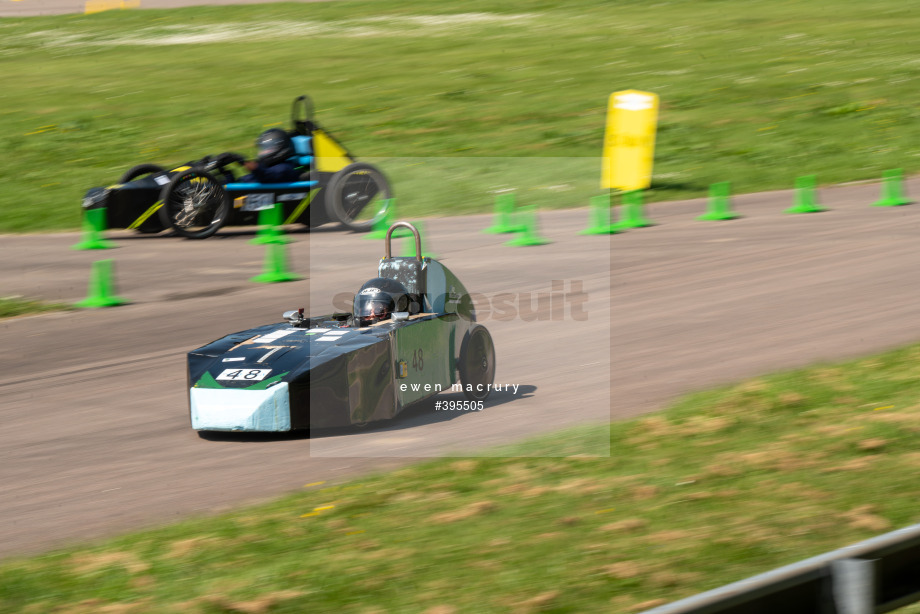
[81,96,391,238]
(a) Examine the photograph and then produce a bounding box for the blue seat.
[291,135,313,167]
[225,181,317,191]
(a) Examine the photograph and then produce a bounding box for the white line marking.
[258,348,282,363]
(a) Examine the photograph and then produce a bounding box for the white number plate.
[216,368,272,381]
[240,193,276,212]
[278,192,307,202]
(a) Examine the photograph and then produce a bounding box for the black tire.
[158,168,230,239]
[119,163,167,183]
[324,162,392,232]
[458,325,496,402]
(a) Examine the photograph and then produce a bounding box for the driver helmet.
[255,128,295,167]
[354,278,410,327]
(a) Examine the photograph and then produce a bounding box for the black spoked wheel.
[158,168,230,239]
[325,162,392,232]
[458,325,496,402]
[119,163,167,183]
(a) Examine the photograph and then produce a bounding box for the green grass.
[0,296,69,319]
[2,0,919,232]
[3,342,920,612]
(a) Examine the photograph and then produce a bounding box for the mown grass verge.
[0,296,69,319]
[1,0,919,232]
[2,343,920,612]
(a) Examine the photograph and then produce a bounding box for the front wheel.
[324,162,392,232]
[458,325,496,402]
[158,168,230,239]
[119,163,166,183]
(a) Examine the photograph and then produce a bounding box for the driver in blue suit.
[240,128,302,183]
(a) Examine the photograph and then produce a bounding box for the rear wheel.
[158,168,230,239]
[458,326,496,402]
[325,162,392,232]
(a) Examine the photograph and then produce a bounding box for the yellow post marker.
[600,90,659,190]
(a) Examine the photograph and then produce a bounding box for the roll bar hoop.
[384,222,422,262]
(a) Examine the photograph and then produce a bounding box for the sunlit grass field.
[1,0,919,232]
[2,343,920,612]
[0,296,68,318]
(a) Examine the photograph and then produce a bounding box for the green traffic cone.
[698,182,740,221]
[400,221,437,258]
[365,199,410,240]
[580,194,620,235]
[612,190,653,229]
[785,175,826,213]
[249,203,290,245]
[872,169,911,207]
[72,207,116,250]
[505,206,551,246]
[365,198,393,239]
[483,193,524,234]
[75,259,128,308]
[251,243,301,283]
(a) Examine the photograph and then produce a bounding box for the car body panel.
[393,315,457,406]
[83,168,336,232]
[190,383,291,431]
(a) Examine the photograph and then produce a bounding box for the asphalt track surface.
[3,178,920,559]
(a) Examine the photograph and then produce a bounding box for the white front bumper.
[190,383,291,431]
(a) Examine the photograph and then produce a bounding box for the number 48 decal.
[216,368,272,381]
[411,349,424,371]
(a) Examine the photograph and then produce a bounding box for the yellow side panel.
[313,130,352,173]
[600,90,658,191]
